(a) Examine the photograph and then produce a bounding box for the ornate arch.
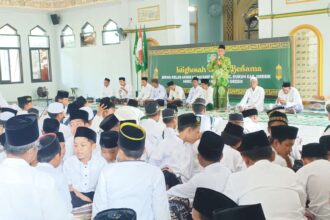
[290,24,323,97]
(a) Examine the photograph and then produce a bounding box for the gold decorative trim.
[259,8,327,19]
[290,24,323,96]
[149,42,290,56]
[125,25,181,33]
[286,0,318,4]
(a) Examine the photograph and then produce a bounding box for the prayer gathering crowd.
[0,75,329,220]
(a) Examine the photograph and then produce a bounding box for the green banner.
[148,37,292,99]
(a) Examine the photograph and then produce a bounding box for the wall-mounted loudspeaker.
[50,14,60,25]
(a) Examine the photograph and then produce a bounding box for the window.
[102,19,120,45]
[29,26,52,82]
[61,25,75,48]
[80,22,96,47]
[0,24,23,84]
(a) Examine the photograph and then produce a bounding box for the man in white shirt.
[276,82,303,113]
[139,101,164,161]
[43,102,72,140]
[186,77,203,106]
[297,143,330,220]
[319,135,330,160]
[167,131,231,199]
[36,133,72,212]
[138,77,153,102]
[270,125,298,169]
[192,98,223,134]
[221,122,246,172]
[149,113,201,184]
[102,77,113,98]
[151,79,167,106]
[0,114,72,220]
[118,77,133,99]
[167,81,185,107]
[91,97,115,133]
[93,122,170,219]
[241,108,263,134]
[160,108,177,140]
[224,130,307,220]
[201,79,214,110]
[238,77,265,112]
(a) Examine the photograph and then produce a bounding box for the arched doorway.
[290,24,323,99]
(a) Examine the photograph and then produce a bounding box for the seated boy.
[100,131,119,163]
[63,127,106,208]
[161,108,177,140]
[92,122,170,219]
[36,133,72,212]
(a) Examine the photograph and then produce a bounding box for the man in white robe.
[102,77,113,98]
[276,82,303,113]
[238,77,265,112]
[186,77,203,106]
[0,114,72,220]
[137,77,153,102]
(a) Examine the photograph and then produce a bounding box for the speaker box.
[50,14,60,25]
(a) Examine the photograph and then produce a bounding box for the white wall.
[258,0,330,96]
[0,8,60,102]
[56,0,190,98]
[0,0,190,102]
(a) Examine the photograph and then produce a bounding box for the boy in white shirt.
[186,77,203,106]
[100,131,119,163]
[36,133,72,212]
[167,131,231,199]
[161,108,177,140]
[167,81,185,107]
[138,77,153,102]
[201,79,214,110]
[241,108,263,134]
[63,127,106,208]
[93,122,170,219]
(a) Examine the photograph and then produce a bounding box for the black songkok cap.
[167,81,174,87]
[5,114,39,146]
[56,90,69,99]
[99,114,119,131]
[38,133,61,161]
[127,99,138,108]
[17,96,32,107]
[242,108,258,118]
[271,125,298,140]
[282,82,291,87]
[198,131,224,161]
[178,113,201,131]
[218,44,226,49]
[213,204,266,220]
[223,122,244,138]
[99,97,115,109]
[118,122,146,151]
[301,143,327,158]
[201,79,209,84]
[43,118,60,133]
[193,188,237,219]
[100,131,119,149]
[75,96,87,108]
[319,135,330,151]
[145,101,159,116]
[240,130,270,152]
[70,110,89,122]
[74,127,96,143]
[55,132,65,143]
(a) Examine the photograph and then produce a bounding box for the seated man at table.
[238,77,265,112]
[167,81,185,107]
[276,82,303,113]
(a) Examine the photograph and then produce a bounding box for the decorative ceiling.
[0,0,119,10]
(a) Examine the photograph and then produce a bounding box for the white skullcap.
[0,112,15,121]
[48,102,65,114]
[80,106,94,121]
[250,76,258,81]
